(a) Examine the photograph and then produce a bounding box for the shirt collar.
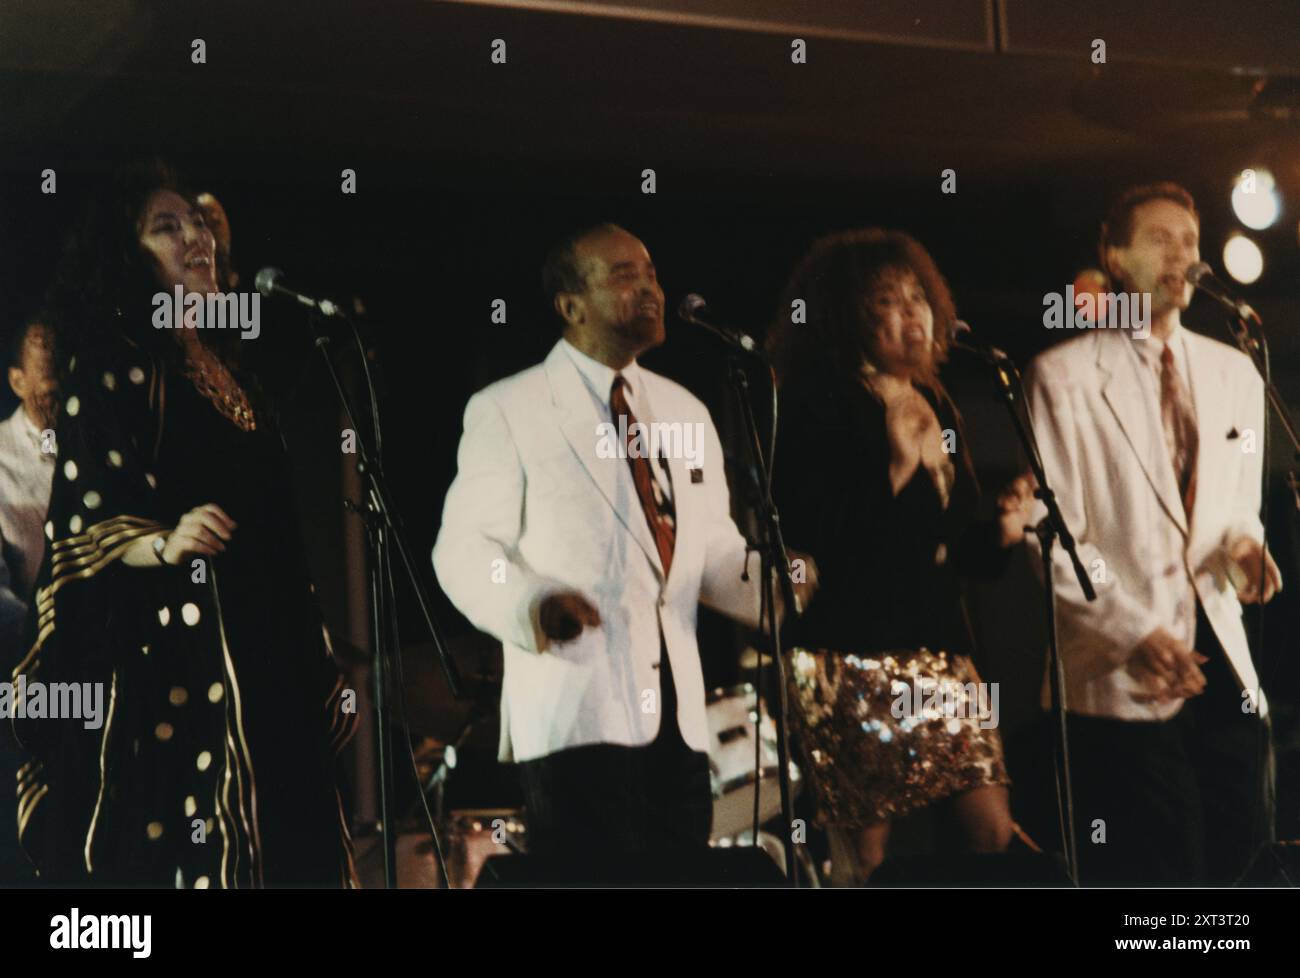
[0,405,47,465]
[7,404,43,446]
[21,404,43,436]
[561,338,643,402]
[1131,321,1185,367]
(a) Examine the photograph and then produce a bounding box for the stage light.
[1071,268,1108,325]
[1230,168,1281,230]
[1223,234,1264,284]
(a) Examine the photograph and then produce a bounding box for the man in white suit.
[1025,183,1281,884]
[433,224,813,869]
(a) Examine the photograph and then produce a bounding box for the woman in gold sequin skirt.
[767,229,1036,884]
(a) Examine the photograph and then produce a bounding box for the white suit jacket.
[433,341,761,762]
[1024,327,1272,721]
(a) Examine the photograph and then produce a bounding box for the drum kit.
[704,683,800,840]
[359,638,819,887]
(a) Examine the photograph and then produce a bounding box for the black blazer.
[774,376,1009,656]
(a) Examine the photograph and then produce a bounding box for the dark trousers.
[1067,605,1272,885]
[517,639,712,864]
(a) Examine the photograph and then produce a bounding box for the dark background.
[3,0,1299,853]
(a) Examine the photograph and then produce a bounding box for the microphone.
[677,294,762,356]
[254,267,345,319]
[1185,262,1260,324]
[949,319,1009,362]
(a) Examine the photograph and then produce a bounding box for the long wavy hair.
[766,228,957,397]
[767,228,979,488]
[46,160,247,384]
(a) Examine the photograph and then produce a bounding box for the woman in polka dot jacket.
[11,161,358,888]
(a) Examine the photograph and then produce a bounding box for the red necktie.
[1159,343,1199,517]
[610,375,675,575]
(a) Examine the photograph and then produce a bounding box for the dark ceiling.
[3,0,1299,196]
[4,1,1299,397]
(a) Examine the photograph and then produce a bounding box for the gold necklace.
[182,345,257,432]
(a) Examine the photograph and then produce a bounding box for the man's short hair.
[8,318,51,370]
[541,222,627,305]
[1099,181,1199,274]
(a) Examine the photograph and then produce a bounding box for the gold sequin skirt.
[786,647,1009,827]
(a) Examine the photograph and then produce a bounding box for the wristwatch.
[152,534,169,565]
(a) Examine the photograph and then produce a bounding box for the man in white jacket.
[1025,183,1281,884]
[433,224,813,868]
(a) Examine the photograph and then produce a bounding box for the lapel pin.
[689,467,704,484]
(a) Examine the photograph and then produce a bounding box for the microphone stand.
[722,351,801,886]
[1221,312,1299,468]
[307,313,463,889]
[1218,310,1293,879]
[958,340,1095,885]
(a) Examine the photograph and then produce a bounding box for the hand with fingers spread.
[160,503,237,565]
[1127,626,1208,704]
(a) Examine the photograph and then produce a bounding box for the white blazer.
[433,341,762,762]
[1024,327,1272,720]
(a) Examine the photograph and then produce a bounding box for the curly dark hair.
[45,159,246,380]
[766,228,957,392]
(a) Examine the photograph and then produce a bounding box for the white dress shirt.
[561,338,674,505]
[1129,324,1193,407]
[1124,326,1198,650]
[0,405,56,653]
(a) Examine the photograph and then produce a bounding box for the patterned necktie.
[1159,343,1199,517]
[610,374,675,575]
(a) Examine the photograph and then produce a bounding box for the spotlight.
[1223,234,1264,284]
[1231,168,1281,230]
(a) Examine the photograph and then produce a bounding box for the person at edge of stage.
[1024,182,1281,885]
[1,316,59,884]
